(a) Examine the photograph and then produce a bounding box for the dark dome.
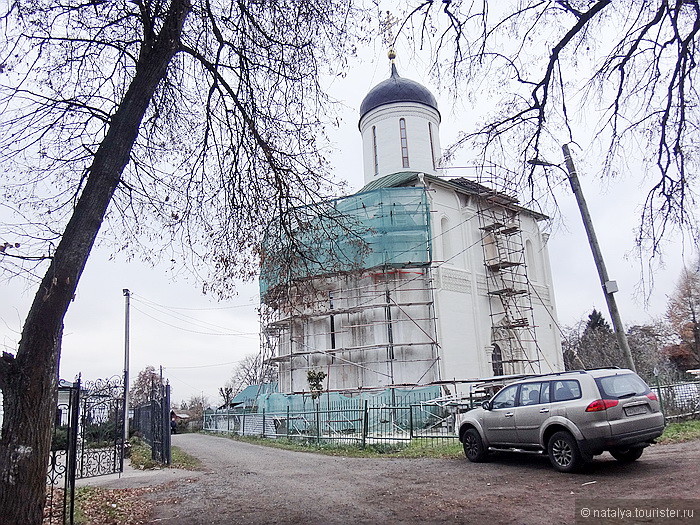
[359,63,439,120]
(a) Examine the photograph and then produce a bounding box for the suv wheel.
[547,431,585,473]
[463,428,488,462]
[610,447,644,463]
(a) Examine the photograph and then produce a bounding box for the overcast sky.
[1,16,693,407]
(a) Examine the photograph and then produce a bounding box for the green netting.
[260,186,431,298]
[257,385,443,434]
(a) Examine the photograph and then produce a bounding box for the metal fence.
[653,381,700,421]
[132,383,171,464]
[204,398,458,447]
[204,380,700,448]
[46,375,126,525]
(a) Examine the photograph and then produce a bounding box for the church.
[259,55,564,402]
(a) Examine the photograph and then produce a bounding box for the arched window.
[399,118,409,168]
[525,240,538,281]
[429,122,437,170]
[440,217,452,262]
[492,345,504,376]
[372,126,379,177]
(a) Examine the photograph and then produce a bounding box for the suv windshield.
[595,373,651,399]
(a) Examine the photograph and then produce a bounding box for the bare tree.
[626,324,678,383]
[129,366,164,408]
[665,257,700,370]
[563,309,678,381]
[399,1,699,259]
[0,1,363,521]
[218,385,234,408]
[228,352,277,395]
[182,393,210,420]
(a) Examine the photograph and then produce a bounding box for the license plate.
[624,405,648,416]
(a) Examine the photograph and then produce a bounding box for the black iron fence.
[45,379,80,525]
[132,382,171,464]
[46,375,126,525]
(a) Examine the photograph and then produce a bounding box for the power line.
[131,305,258,338]
[133,293,259,311]
[164,360,242,370]
[131,297,256,335]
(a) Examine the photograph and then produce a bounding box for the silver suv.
[456,368,665,472]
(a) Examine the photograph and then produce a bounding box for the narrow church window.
[525,239,538,282]
[441,216,452,262]
[372,126,379,177]
[429,122,436,170]
[492,344,504,376]
[399,118,409,168]
[329,292,336,352]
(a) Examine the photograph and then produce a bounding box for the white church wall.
[517,215,564,373]
[273,269,440,394]
[427,182,564,384]
[429,184,493,381]
[360,103,441,181]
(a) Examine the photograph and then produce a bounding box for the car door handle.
[539,408,549,413]
[504,412,514,418]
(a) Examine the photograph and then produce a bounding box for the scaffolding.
[260,267,440,395]
[259,186,440,396]
[474,183,542,375]
[259,177,547,398]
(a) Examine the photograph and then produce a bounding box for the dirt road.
[144,433,700,524]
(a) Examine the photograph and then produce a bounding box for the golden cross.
[380,10,399,53]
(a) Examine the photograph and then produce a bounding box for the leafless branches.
[400,0,700,257]
[0,0,362,296]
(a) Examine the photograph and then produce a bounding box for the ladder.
[476,188,541,375]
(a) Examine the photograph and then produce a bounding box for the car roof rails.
[547,370,588,376]
[514,370,588,381]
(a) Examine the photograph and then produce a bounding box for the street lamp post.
[530,144,636,371]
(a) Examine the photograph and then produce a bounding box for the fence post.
[409,404,414,440]
[66,377,81,524]
[361,400,368,449]
[286,405,290,440]
[163,384,171,465]
[262,408,266,437]
[655,375,666,416]
[315,403,320,444]
[242,411,246,436]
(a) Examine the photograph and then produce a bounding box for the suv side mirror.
[482,400,491,411]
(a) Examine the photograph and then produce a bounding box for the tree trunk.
[0,2,190,523]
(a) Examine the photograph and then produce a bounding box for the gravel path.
[138,433,700,524]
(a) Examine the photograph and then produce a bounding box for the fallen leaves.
[74,486,157,525]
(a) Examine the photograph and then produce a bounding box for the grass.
[127,437,159,470]
[657,419,700,444]
[207,431,464,459]
[128,436,202,470]
[207,418,700,458]
[171,444,202,469]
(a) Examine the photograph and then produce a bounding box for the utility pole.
[560,144,636,371]
[123,289,131,443]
